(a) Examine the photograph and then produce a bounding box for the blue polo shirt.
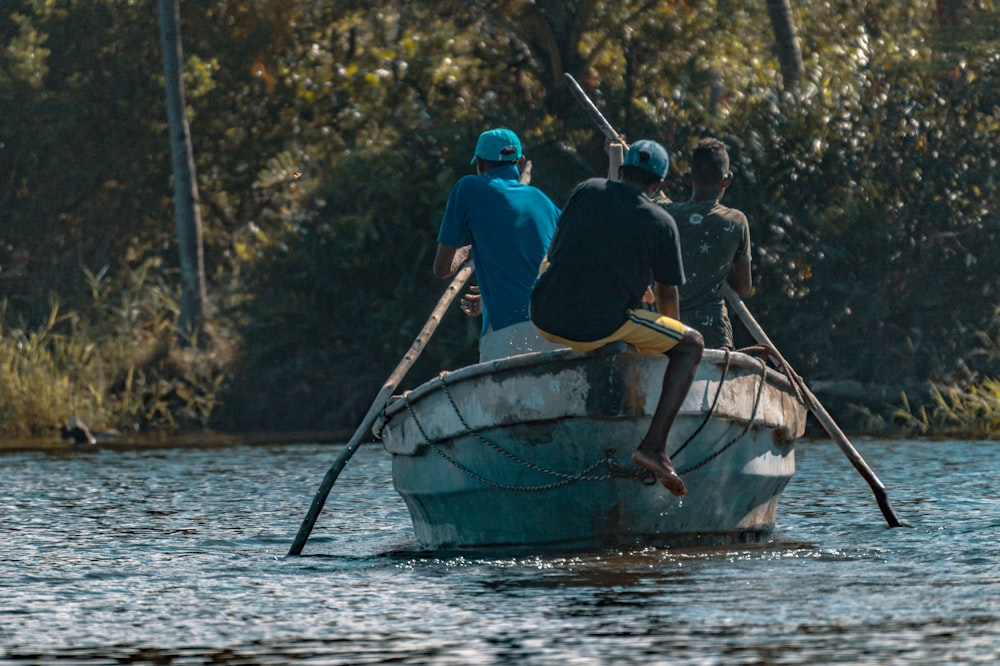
[438,164,561,334]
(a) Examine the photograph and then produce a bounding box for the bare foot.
[632,448,687,496]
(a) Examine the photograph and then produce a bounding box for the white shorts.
[479,321,567,362]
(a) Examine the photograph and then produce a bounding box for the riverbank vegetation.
[2,0,998,439]
[0,260,229,438]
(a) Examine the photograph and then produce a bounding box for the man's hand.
[433,243,472,279]
[519,159,533,185]
[460,285,482,317]
[606,137,626,182]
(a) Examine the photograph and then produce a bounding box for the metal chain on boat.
[400,345,782,490]
[674,353,768,475]
[401,381,651,491]
[436,376,648,481]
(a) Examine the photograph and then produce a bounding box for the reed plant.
[0,259,232,440]
[887,381,1000,440]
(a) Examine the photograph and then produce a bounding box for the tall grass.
[0,259,231,439]
[887,382,1000,440]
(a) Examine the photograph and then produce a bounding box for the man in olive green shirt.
[664,138,751,349]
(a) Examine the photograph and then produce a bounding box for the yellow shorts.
[534,309,685,355]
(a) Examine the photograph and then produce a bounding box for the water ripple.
[1,438,998,664]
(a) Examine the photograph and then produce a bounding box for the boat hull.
[376,345,807,551]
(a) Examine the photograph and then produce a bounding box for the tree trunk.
[935,0,972,28]
[157,0,207,342]
[515,0,597,117]
[765,0,804,90]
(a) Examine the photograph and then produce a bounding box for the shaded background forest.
[1,0,998,437]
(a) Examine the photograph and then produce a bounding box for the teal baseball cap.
[623,140,669,179]
[470,128,522,164]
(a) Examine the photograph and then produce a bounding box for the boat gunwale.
[381,345,801,420]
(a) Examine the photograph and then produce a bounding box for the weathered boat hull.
[375,345,807,551]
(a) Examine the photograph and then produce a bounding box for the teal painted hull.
[376,345,807,551]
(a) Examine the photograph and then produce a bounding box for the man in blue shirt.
[434,128,565,361]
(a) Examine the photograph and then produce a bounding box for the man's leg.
[632,327,704,495]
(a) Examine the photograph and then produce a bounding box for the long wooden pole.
[564,73,627,144]
[565,73,672,196]
[288,264,474,555]
[722,283,904,528]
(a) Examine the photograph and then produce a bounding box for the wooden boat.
[373,343,808,551]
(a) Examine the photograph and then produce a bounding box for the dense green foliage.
[1,0,998,436]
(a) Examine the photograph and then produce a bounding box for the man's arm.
[433,243,471,279]
[653,282,680,320]
[727,261,752,297]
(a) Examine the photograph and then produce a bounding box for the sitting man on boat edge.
[433,128,566,362]
[607,137,752,349]
[530,139,704,496]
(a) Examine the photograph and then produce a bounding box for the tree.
[157,0,207,340]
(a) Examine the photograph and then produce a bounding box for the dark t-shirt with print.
[663,199,750,347]
[531,178,685,342]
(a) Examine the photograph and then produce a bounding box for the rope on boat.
[668,349,733,460]
[401,345,783,491]
[738,344,807,404]
[675,353,768,475]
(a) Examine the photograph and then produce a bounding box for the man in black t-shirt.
[531,140,704,496]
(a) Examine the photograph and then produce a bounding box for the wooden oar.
[564,73,627,145]
[721,282,905,528]
[564,73,673,197]
[288,264,474,556]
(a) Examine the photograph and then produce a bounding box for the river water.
[1,436,997,665]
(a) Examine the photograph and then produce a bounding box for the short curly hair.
[689,138,730,183]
